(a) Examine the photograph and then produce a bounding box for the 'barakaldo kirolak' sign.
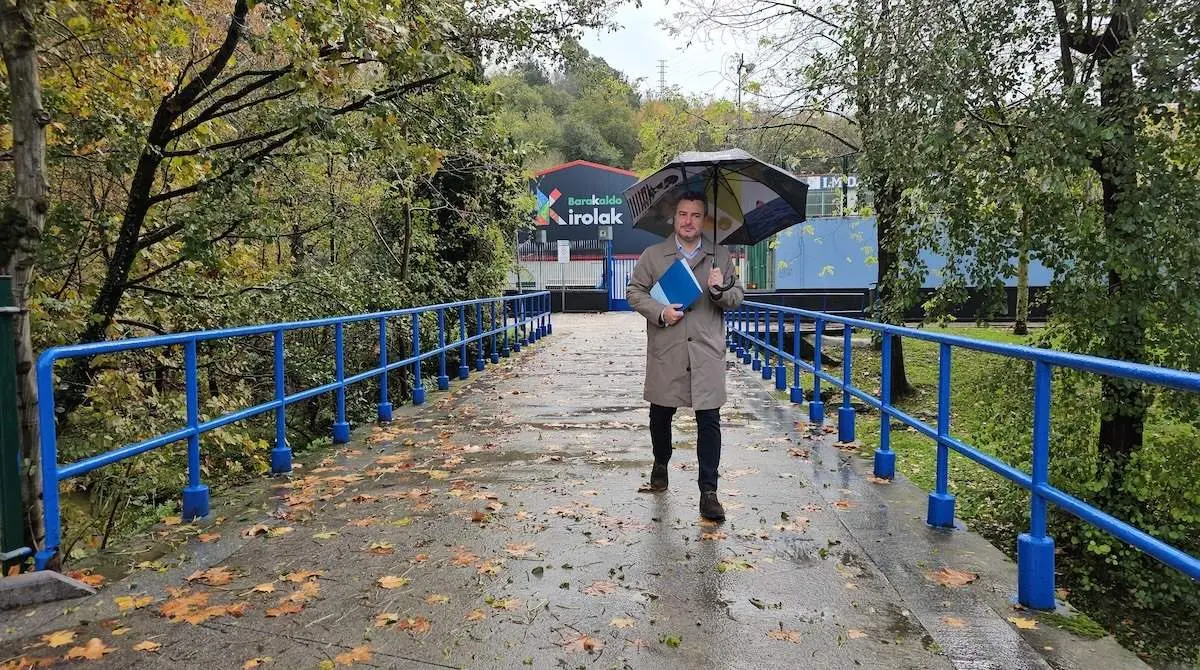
[527,161,665,256]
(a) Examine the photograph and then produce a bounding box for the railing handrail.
[34,291,552,570]
[743,302,1200,393]
[727,302,1200,612]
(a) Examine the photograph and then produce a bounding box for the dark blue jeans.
[650,404,721,492]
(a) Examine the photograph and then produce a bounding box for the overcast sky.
[579,0,741,100]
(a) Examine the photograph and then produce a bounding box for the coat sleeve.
[708,252,744,310]
[626,251,665,327]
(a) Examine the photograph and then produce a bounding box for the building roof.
[533,160,638,178]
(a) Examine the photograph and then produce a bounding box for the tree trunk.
[1092,7,1145,493]
[1,0,49,556]
[873,175,914,397]
[400,200,412,280]
[1014,213,1030,336]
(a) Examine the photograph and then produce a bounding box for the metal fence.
[32,293,552,570]
[511,240,608,290]
[728,302,1200,610]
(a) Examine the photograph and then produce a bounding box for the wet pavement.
[0,313,1148,669]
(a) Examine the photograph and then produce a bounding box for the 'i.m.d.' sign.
[527,160,666,256]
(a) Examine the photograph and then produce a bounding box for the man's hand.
[708,267,725,290]
[663,303,685,326]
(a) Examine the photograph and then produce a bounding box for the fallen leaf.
[347,517,378,527]
[374,612,400,627]
[847,629,867,639]
[350,494,377,503]
[265,601,304,617]
[333,645,372,666]
[267,526,294,538]
[112,627,131,636]
[504,542,536,557]
[833,499,855,510]
[242,658,272,669]
[377,575,410,589]
[367,542,394,556]
[133,640,161,652]
[768,628,802,643]
[242,524,270,537]
[477,560,503,576]
[182,602,250,625]
[42,630,76,648]
[283,570,323,583]
[611,617,635,629]
[185,566,235,586]
[397,617,431,635]
[583,580,618,596]
[1008,616,1038,630]
[464,609,487,621]
[251,583,276,594]
[941,616,967,628]
[115,595,154,611]
[866,475,891,485]
[451,548,479,566]
[926,566,978,588]
[64,638,115,661]
[490,597,520,610]
[411,553,429,563]
[164,516,182,526]
[198,532,221,543]
[470,510,488,523]
[717,559,754,573]
[563,632,604,653]
[312,531,338,540]
[66,569,105,587]
[700,531,728,541]
[425,594,450,606]
[787,448,810,458]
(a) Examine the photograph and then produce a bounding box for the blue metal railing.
[727,301,1200,610]
[34,292,551,570]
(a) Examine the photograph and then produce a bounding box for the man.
[626,192,744,521]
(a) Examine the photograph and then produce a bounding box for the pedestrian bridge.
[0,293,1195,669]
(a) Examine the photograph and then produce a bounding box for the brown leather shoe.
[700,491,725,521]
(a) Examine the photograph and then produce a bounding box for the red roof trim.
[533,160,638,178]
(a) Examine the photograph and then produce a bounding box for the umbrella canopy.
[622,149,810,246]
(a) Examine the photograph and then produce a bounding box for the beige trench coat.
[626,236,745,410]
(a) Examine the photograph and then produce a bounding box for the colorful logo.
[534,187,564,226]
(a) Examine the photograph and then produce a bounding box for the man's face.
[674,198,705,243]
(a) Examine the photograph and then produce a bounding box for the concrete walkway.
[0,313,1145,669]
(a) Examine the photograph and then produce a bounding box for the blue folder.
[650,258,704,308]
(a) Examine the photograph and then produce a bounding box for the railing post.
[752,308,762,371]
[928,343,956,527]
[513,299,522,353]
[838,325,856,442]
[412,313,426,405]
[1,277,29,570]
[501,300,511,358]
[475,303,486,371]
[545,293,553,336]
[791,312,804,403]
[437,309,450,390]
[1018,360,1056,610]
[182,339,209,520]
[874,332,896,480]
[809,319,825,423]
[740,308,751,364]
[378,318,393,422]
[774,310,787,390]
[490,301,500,364]
[459,305,471,378]
[271,329,291,474]
[761,308,774,381]
[35,352,59,570]
[332,322,350,443]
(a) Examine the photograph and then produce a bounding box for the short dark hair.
[674,192,706,209]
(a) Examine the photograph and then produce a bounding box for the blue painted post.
[928,343,956,527]
[182,340,209,520]
[34,357,60,569]
[437,309,450,390]
[546,293,553,336]
[513,299,523,353]
[1019,361,1057,610]
[378,318,393,421]
[809,319,825,423]
[539,294,547,338]
[523,297,532,345]
[501,300,511,358]
[791,312,803,403]
[332,322,350,443]
[271,329,291,474]
[490,301,500,364]
[838,325,856,442]
[735,308,745,358]
[741,307,752,364]
[874,333,896,480]
[459,306,471,378]
[774,310,787,389]
[761,309,774,381]
[412,313,426,405]
[752,308,762,371]
[475,303,486,371]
